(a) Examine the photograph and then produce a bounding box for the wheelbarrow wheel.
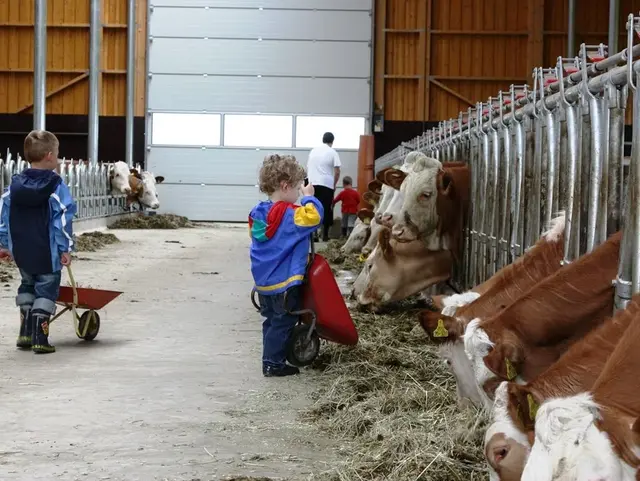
[77,310,101,341]
[286,324,320,367]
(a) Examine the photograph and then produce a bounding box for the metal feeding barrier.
[374,11,640,311]
[0,149,137,221]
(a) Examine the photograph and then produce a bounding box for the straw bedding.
[305,240,489,481]
[109,213,193,230]
[74,231,120,252]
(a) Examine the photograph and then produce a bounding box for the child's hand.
[61,252,72,266]
[301,182,315,197]
[0,249,11,262]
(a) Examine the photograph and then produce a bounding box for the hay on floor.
[305,242,488,481]
[109,213,193,230]
[321,239,365,273]
[75,232,120,252]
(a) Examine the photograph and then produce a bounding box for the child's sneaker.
[16,308,32,349]
[32,313,55,354]
[263,364,300,377]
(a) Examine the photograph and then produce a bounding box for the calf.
[522,298,640,481]
[353,227,453,308]
[485,295,640,481]
[464,230,621,408]
[126,169,165,210]
[109,161,132,195]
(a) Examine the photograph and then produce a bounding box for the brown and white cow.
[109,161,133,195]
[484,295,640,481]
[416,213,567,406]
[521,296,640,481]
[389,157,471,253]
[463,230,621,408]
[353,227,453,308]
[126,168,165,210]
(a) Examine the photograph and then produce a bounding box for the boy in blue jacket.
[249,154,324,377]
[0,130,77,354]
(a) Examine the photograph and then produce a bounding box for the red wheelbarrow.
[251,237,359,366]
[52,266,123,341]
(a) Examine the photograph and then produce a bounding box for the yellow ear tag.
[433,319,449,338]
[527,394,539,420]
[358,253,367,263]
[505,358,517,381]
[363,218,371,225]
[371,198,378,206]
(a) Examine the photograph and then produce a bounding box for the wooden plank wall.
[0,0,147,117]
[375,0,640,123]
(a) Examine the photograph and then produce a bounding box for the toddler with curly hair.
[248,154,324,377]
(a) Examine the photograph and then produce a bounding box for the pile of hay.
[305,244,488,481]
[321,240,364,273]
[75,232,120,252]
[0,260,14,282]
[110,213,193,230]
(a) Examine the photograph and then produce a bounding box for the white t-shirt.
[307,144,341,189]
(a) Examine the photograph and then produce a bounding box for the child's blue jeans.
[16,269,62,315]
[258,286,302,369]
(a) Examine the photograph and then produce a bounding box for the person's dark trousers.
[258,285,302,376]
[314,185,334,242]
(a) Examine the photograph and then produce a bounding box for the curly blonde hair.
[258,154,306,195]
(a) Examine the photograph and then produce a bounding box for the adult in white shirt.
[307,132,341,242]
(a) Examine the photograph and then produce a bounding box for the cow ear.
[155,176,165,184]
[368,179,382,195]
[418,311,465,343]
[438,171,454,196]
[357,208,374,224]
[378,227,394,261]
[384,169,407,190]
[483,341,522,381]
[506,383,539,431]
[376,168,391,184]
[363,191,380,207]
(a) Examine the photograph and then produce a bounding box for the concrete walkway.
[0,226,333,481]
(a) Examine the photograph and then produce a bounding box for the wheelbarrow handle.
[250,287,261,311]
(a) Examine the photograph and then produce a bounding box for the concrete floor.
[0,226,334,481]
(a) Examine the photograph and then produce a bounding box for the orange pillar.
[357,134,375,209]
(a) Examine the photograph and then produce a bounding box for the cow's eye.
[419,192,432,201]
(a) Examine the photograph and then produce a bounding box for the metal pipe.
[488,115,500,276]
[511,119,525,259]
[88,0,101,164]
[608,0,620,56]
[607,84,627,236]
[33,0,47,131]
[568,0,576,57]
[369,0,375,135]
[585,95,606,252]
[125,0,136,166]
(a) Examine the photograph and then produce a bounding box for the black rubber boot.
[263,364,300,377]
[32,313,55,354]
[16,308,32,349]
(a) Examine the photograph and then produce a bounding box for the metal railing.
[0,150,134,220]
[374,12,640,310]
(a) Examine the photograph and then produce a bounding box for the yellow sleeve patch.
[293,203,321,227]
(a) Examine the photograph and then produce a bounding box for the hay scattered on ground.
[110,213,193,230]
[75,232,120,252]
[321,240,364,273]
[305,242,488,481]
[0,260,14,282]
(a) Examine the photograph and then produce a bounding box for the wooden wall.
[374,0,640,123]
[0,0,147,117]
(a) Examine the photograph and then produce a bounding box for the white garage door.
[146,0,373,221]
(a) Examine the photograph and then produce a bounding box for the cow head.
[374,184,394,223]
[355,227,453,307]
[341,218,371,254]
[128,169,165,210]
[390,155,444,242]
[109,161,132,195]
[485,382,533,481]
[418,310,485,406]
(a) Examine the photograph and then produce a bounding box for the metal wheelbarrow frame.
[51,266,123,341]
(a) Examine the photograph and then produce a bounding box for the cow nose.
[152,203,160,209]
[375,213,383,222]
[124,187,131,194]
[392,225,404,237]
[382,214,393,225]
[361,247,371,256]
